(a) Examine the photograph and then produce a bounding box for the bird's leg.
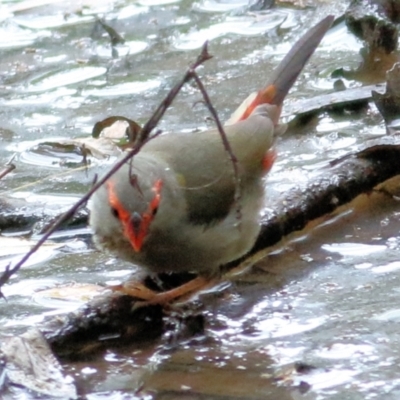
[110,276,213,305]
[110,281,159,301]
[145,276,212,305]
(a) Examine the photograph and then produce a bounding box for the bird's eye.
[111,207,119,219]
[151,206,158,217]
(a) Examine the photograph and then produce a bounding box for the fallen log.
[37,142,400,360]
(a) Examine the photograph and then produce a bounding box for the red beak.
[106,179,163,253]
[129,212,145,252]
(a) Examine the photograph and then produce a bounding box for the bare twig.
[190,71,242,223]
[97,18,125,46]
[136,41,212,144]
[0,154,16,181]
[0,42,213,295]
[0,138,158,296]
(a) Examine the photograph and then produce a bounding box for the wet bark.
[34,142,400,359]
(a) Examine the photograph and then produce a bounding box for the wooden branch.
[42,143,400,358]
[252,144,400,255]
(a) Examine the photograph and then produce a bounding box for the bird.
[89,16,334,304]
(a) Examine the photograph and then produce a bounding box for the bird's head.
[89,156,183,259]
[106,176,163,252]
[89,152,187,263]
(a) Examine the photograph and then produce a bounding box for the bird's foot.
[110,276,213,306]
[109,281,158,301]
[145,276,211,305]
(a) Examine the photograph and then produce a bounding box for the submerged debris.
[45,293,164,359]
[0,329,77,399]
[373,62,400,125]
[253,144,400,255]
[345,0,399,53]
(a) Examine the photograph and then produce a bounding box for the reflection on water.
[174,12,288,50]
[1,0,400,399]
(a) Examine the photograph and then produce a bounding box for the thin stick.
[0,155,16,181]
[0,43,213,295]
[190,71,242,223]
[136,42,212,144]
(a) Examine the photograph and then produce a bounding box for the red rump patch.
[238,85,277,122]
[263,149,277,172]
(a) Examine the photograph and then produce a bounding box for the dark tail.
[269,15,334,105]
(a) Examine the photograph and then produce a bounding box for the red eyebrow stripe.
[106,178,163,252]
[107,180,138,247]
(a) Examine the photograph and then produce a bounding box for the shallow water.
[1,0,400,399]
